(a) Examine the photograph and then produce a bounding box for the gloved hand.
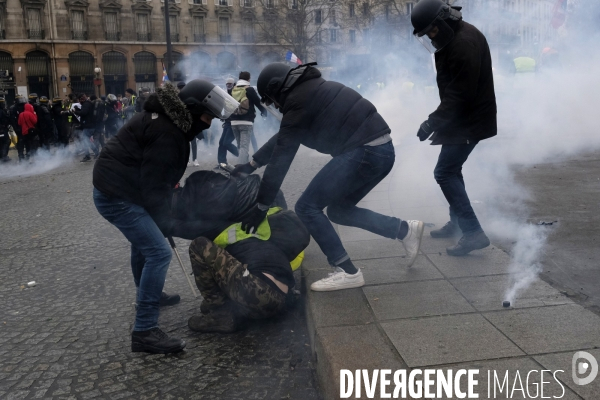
[261,110,268,118]
[417,121,434,141]
[239,203,269,234]
[231,162,257,177]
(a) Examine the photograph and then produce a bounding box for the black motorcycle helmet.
[52,97,62,104]
[257,63,293,105]
[411,0,462,52]
[178,79,239,119]
[28,93,38,103]
[39,96,49,104]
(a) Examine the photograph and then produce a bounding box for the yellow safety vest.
[513,57,536,73]
[213,207,305,271]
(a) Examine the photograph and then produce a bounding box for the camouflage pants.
[189,237,286,319]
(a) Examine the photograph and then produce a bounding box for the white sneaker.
[399,220,424,267]
[310,267,365,292]
[187,161,193,167]
[193,161,200,167]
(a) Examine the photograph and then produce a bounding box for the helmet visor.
[201,86,239,119]
[261,101,283,121]
[415,18,455,54]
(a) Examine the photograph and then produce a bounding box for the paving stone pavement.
[0,146,329,400]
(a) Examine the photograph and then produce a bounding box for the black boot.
[159,292,180,307]
[430,221,461,238]
[446,231,490,256]
[188,306,239,333]
[131,327,186,354]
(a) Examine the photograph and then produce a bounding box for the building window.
[290,0,298,10]
[104,12,119,41]
[27,8,43,39]
[316,29,322,43]
[193,16,204,42]
[266,0,274,8]
[71,10,86,39]
[349,29,355,43]
[329,28,336,42]
[330,9,335,24]
[242,17,254,42]
[362,2,368,15]
[406,2,413,14]
[349,3,355,17]
[137,13,150,41]
[219,17,230,42]
[384,3,389,20]
[315,9,321,23]
[216,0,229,6]
[363,28,370,42]
[242,0,252,7]
[169,15,179,41]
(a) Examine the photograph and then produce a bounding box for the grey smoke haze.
[0,147,74,181]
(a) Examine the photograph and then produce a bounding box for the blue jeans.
[81,127,99,157]
[217,122,238,164]
[295,141,401,266]
[93,188,172,331]
[434,142,482,235]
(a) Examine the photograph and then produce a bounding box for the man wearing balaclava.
[411,0,497,256]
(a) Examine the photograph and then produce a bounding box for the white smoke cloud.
[0,147,74,180]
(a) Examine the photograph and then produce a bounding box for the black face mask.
[186,118,210,141]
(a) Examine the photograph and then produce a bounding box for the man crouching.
[187,209,308,332]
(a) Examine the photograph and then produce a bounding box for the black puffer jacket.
[428,20,497,145]
[252,67,390,205]
[93,83,214,239]
[73,99,95,128]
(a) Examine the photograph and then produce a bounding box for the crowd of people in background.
[0,71,276,169]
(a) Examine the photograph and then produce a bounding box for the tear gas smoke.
[0,147,74,180]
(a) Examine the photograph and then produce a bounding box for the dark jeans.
[295,141,401,266]
[93,188,173,331]
[434,142,482,235]
[190,133,203,161]
[217,122,239,164]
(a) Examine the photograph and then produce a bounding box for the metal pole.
[168,237,199,298]
[164,0,173,80]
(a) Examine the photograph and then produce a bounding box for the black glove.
[231,162,257,177]
[417,121,434,141]
[239,204,268,234]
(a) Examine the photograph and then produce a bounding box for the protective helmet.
[257,63,293,105]
[107,94,117,102]
[411,0,462,53]
[52,97,62,103]
[39,96,49,103]
[178,79,239,119]
[176,81,186,90]
[16,95,27,104]
[28,93,38,100]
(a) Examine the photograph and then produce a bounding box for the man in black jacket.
[412,0,497,256]
[232,63,424,292]
[0,97,10,162]
[9,96,27,161]
[230,71,266,164]
[93,80,239,354]
[72,93,99,162]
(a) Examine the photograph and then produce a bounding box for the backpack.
[231,86,250,115]
[92,99,107,123]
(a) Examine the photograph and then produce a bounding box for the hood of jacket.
[24,103,34,113]
[143,82,193,133]
[280,66,322,107]
[236,79,251,87]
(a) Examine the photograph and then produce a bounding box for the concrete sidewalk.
[302,170,600,399]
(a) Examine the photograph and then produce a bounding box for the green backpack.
[231,86,250,115]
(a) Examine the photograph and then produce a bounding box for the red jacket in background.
[18,103,38,135]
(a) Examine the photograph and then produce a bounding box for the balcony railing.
[194,33,206,42]
[243,34,254,42]
[170,33,179,42]
[137,32,152,41]
[219,34,230,42]
[72,30,88,40]
[105,31,121,41]
[27,29,45,39]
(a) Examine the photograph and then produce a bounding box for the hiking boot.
[188,308,239,333]
[398,220,424,267]
[430,221,461,238]
[310,267,365,292]
[446,231,490,256]
[80,155,91,163]
[131,327,186,354]
[159,292,180,307]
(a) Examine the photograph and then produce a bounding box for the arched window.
[68,51,94,95]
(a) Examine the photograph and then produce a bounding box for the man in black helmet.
[37,96,54,150]
[411,0,496,256]
[232,62,424,292]
[0,97,10,162]
[92,81,239,354]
